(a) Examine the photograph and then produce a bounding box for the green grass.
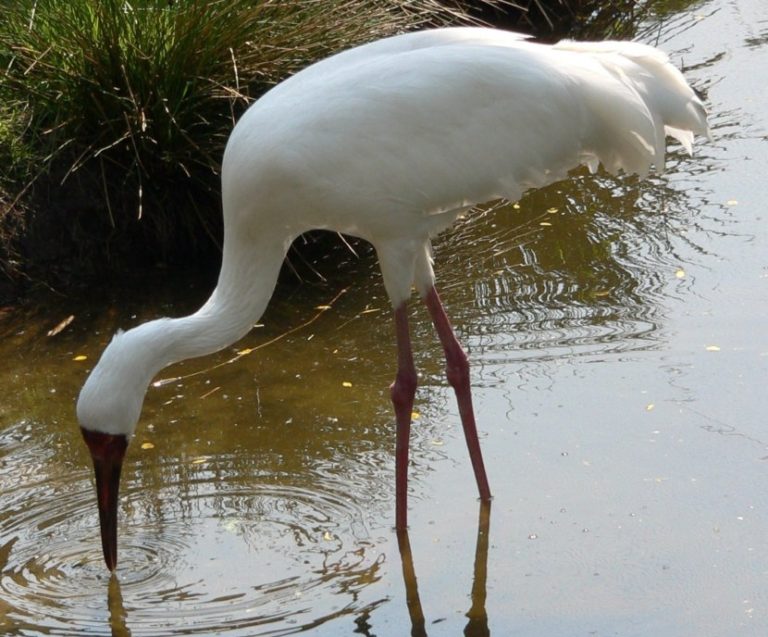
[0,0,484,269]
[0,0,683,288]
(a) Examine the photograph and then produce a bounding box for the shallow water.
[2,0,768,634]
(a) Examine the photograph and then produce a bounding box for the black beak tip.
[80,428,128,574]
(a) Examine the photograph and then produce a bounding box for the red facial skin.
[80,428,128,571]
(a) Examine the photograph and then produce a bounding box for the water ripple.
[0,422,387,636]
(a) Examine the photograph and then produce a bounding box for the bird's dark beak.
[80,428,128,572]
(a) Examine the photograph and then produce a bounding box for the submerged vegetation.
[0,0,683,299]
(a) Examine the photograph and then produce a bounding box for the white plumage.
[76,27,708,571]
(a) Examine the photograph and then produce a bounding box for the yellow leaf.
[512,203,521,209]
[675,269,686,279]
[539,221,552,227]
[323,531,333,541]
[646,403,655,411]
[411,411,420,420]
[73,354,88,362]
[191,456,209,464]
[726,199,738,206]
[342,381,352,387]
[706,345,721,352]
[315,305,332,310]
[547,207,558,213]
[141,442,155,450]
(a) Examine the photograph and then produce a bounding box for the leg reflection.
[396,527,428,637]
[464,500,491,637]
[108,573,132,637]
[395,500,492,637]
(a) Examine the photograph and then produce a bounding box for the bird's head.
[77,328,155,571]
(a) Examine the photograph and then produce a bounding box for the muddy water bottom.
[2,0,768,634]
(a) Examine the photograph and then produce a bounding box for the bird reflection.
[396,527,427,637]
[396,501,491,636]
[107,574,132,637]
[103,503,491,637]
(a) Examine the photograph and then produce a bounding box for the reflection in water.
[0,418,390,635]
[396,528,426,637]
[108,575,131,637]
[465,502,491,637]
[437,170,706,367]
[396,501,492,637]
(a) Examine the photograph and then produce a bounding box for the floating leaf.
[539,221,552,227]
[675,269,686,279]
[706,345,721,352]
[47,315,75,337]
[140,442,155,450]
[72,354,88,362]
[411,411,420,420]
[342,381,352,387]
[547,207,558,213]
[323,531,333,541]
[191,456,209,465]
[315,305,332,310]
[726,199,738,206]
[646,403,655,411]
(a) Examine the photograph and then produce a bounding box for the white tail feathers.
[555,38,710,175]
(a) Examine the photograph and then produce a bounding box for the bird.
[76,26,709,572]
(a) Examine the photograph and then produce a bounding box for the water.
[2,0,768,634]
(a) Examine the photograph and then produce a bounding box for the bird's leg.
[423,286,491,501]
[391,302,417,529]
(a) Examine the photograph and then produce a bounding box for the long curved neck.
[77,231,293,437]
[142,232,292,377]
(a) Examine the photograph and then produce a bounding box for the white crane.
[76,27,709,571]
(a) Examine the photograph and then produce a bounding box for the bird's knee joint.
[445,355,469,390]
[390,369,417,405]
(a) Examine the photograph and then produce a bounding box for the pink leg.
[423,286,491,501]
[390,302,417,529]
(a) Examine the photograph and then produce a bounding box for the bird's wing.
[224,30,708,306]
[553,38,710,163]
[244,41,701,222]
[266,27,531,96]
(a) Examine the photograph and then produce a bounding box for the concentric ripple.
[0,422,388,636]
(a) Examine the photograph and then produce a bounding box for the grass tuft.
[0,0,485,269]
